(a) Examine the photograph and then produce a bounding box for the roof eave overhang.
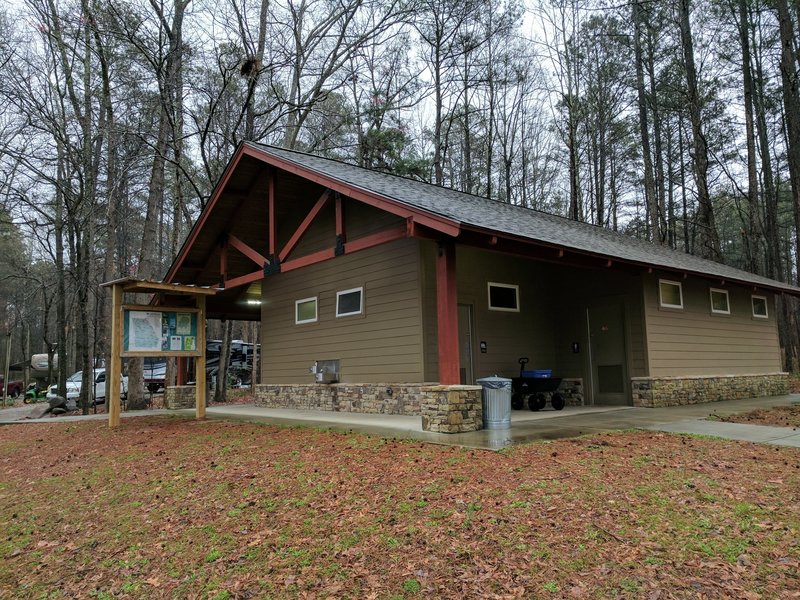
[460,224,800,297]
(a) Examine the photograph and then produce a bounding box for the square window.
[709,288,730,315]
[336,287,363,317]
[752,295,768,319]
[659,279,683,309]
[295,297,318,324]
[488,282,519,312]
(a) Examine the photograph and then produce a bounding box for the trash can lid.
[476,375,512,388]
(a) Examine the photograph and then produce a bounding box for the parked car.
[46,369,128,404]
[0,376,24,398]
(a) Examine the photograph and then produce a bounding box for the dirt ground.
[1,417,798,599]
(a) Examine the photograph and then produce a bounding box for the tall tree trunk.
[55,143,68,399]
[646,20,667,241]
[214,320,232,402]
[752,19,780,281]
[632,1,660,242]
[737,0,760,274]
[678,0,719,260]
[127,0,189,410]
[678,122,690,252]
[775,0,800,282]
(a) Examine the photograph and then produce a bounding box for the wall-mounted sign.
[122,307,200,357]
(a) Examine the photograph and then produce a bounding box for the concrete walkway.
[181,394,800,450]
[2,395,799,450]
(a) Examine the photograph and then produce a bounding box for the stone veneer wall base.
[255,382,483,433]
[164,385,196,409]
[630,373,789,408]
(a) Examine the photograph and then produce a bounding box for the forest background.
[1,0,800,410]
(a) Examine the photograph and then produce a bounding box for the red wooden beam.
[436,240,460,385]
[279,189,331,263]
[228,234,268,268]
[268,168,277,256]
[224,269,265,290]
[344,225,406,253]
[281,225,409,273]
[282,248,337,272]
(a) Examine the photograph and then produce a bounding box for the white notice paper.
[170,336,183,351]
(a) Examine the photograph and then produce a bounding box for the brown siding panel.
[261,238,424,383]
[643,274,782,377]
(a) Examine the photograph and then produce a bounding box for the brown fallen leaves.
[0,418,798,599]
[721,404,800,429]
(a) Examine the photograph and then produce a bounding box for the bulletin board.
[122,306,201,357]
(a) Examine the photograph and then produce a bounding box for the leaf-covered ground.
[1,417,798,599]
[720,405,800,429]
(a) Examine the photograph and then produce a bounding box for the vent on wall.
[310,359,340,383]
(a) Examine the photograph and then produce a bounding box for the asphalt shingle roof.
[249,142,800,295]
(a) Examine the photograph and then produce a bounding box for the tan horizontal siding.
[262,237,424,383]
[643,273,781,377]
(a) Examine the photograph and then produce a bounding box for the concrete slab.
[3,393,799,451]
[645,419,800,447]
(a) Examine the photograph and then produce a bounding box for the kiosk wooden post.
[195,296,206,420]
[109,283,123,428]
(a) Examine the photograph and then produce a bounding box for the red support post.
[268,169,277,257]
[436,240,460,384]
[176,356,186,386]
[335,194,345,239]
[219,239,228,287]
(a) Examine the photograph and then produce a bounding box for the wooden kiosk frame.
[102,278,218,428]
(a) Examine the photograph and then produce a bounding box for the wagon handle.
[518,357,529,374]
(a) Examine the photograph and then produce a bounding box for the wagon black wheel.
[511,394,524,410]
[528,393,546,411]
[551,393,566,411]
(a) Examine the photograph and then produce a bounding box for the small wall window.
[659,279,683,309]
[488,282,520,312]
[752,295,768,319]
[709,288,730,315]
[295,297,318,324]
[336,287,363,317]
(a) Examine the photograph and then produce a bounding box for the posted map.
[128,311,163,352]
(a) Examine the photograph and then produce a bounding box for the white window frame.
[751,295,769,319]
[658,279,683,309]
[295,296,318,325]
[336,287,364,318]
[709,288,730,315]
[487,282,520,312]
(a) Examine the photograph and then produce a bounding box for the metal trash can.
[476,375,512,430]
